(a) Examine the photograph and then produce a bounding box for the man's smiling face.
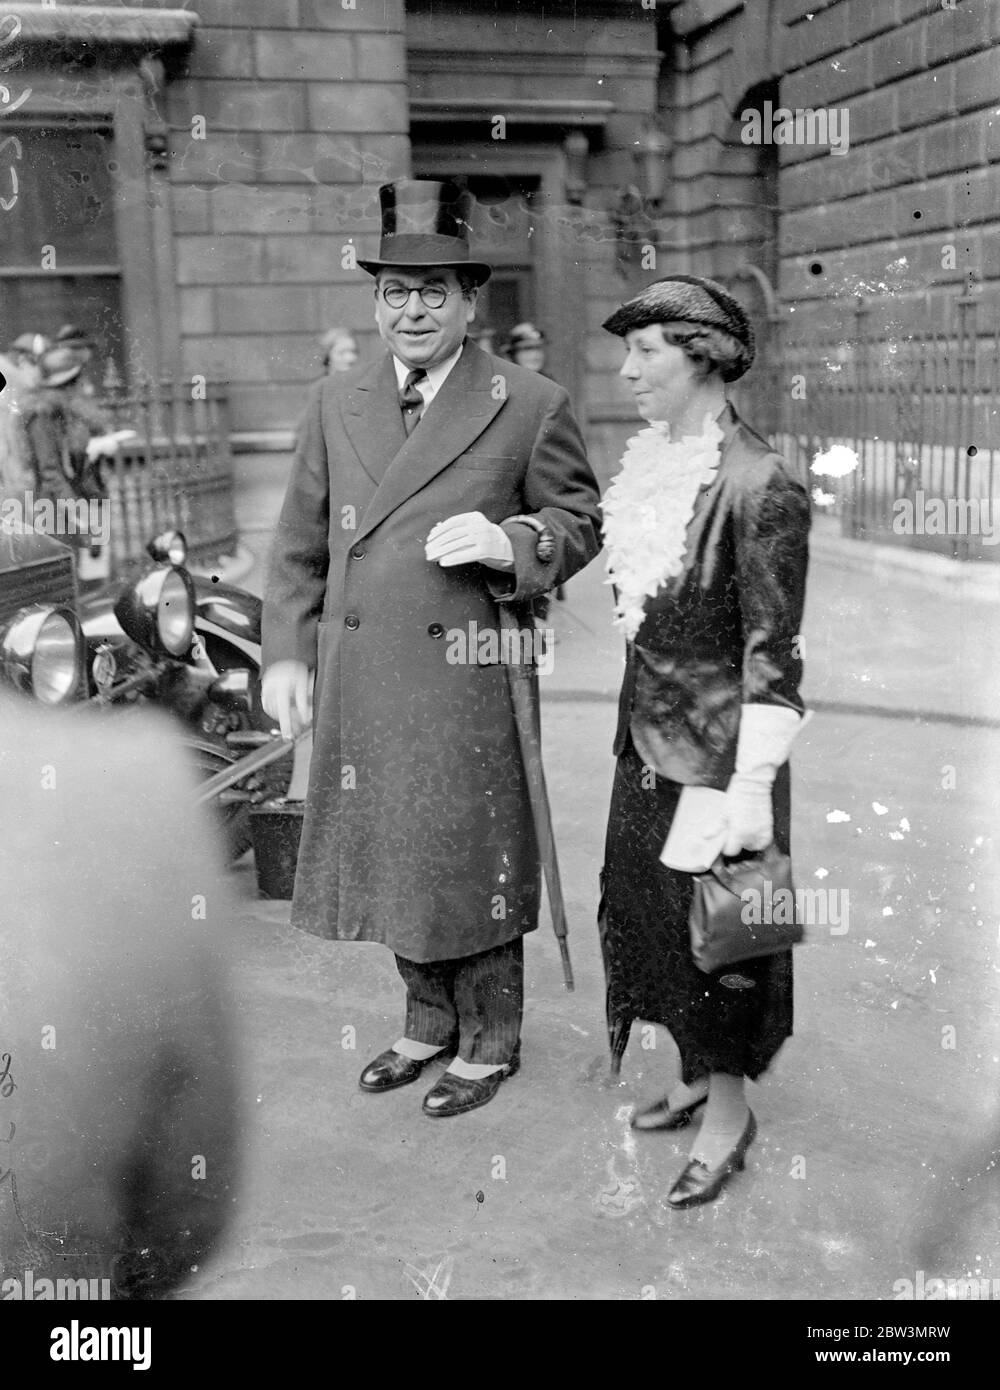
[374,268,477,370]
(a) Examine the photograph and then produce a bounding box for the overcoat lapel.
[352,342,505,543]
[342,355,406,487]
[684,401,741,535]
[716,401,741,462]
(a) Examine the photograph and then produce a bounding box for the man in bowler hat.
[262,181,601,1117]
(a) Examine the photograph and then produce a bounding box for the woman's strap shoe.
[666,1110,757,1209]
[630,1092,707,1132]
[359,1047,450,1093]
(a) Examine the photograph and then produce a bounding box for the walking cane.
[193,731,302,805]
[497,603,574,992]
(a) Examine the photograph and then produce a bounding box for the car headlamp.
[114,564,195,659]
[0,604,85,704]
[147,528,188,568]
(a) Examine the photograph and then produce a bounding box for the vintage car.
[0,524,83,704]
[0,523,291,857]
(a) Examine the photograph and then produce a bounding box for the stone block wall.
[163,0,410,438]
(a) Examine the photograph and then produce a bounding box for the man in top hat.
[262,180,601,1117]
[55,322,99,397]
[21,347,121,581]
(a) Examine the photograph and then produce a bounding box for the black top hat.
[357,180,492,285]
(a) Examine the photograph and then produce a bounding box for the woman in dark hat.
[598,274,811,1208]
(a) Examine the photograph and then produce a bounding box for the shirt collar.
[391,342,465,395]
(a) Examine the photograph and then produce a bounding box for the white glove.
[261,659,313,741]
[722,772,775,856]
[722,704,803,856]
[424,512,514,570]
[85,433,121,461]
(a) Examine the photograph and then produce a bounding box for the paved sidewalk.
[172,457,1000,1302]
[189,693,999,1301]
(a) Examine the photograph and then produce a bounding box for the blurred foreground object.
[0,352,37,497]
[0,700,241,1299]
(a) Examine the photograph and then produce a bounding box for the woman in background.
[319,326,359,376]
[504,321,549,377]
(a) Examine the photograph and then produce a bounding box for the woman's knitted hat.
[602,274,755,380]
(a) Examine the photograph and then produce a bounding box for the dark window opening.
[0,123,125,384]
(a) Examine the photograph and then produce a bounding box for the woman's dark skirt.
[599,739,794,1082]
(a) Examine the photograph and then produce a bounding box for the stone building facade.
[3,0,995,504]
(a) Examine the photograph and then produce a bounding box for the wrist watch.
[507,514,555,562]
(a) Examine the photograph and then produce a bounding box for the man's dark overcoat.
[263,342,601,962]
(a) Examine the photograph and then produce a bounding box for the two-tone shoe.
[665,1109,757,1209]
[630,1092,708,1132]
[358,1047,450,1093]
[422,1047,521,1118]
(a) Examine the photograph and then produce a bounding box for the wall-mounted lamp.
[144,129,170,172]
[612,124,670,272]
[140,58,170,173]
[562,130,590,206]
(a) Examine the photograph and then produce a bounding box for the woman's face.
[513,344,546,373]
[619,325,701,424]
[327,336,358,373]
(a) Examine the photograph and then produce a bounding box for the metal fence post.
[954,291,977,562]
[844,296,866,539]
[98,378,236,576]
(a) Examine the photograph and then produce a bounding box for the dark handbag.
[689,842,803,974]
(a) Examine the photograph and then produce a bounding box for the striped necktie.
[399,368,427,435]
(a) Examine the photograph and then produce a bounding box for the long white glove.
[722,704,803,856]
[424,512,514,570]
[85,433,121,461]
[85,429,135,461]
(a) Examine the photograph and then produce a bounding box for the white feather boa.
[601,412,724,640]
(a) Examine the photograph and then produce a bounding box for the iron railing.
[98,380,237,573]
[759,294,1000,562]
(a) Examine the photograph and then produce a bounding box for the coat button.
[427,622,444,638]
[350,545,366,560]
[345,615,360,630]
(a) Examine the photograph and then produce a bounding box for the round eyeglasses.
[380,282,456,310]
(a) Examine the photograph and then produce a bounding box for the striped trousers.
[394,937,524,1065]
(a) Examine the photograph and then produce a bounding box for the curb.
[810,523,1000,603]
